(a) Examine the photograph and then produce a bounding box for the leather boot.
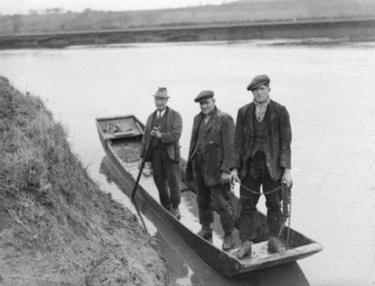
[222,232,235,251]
[268,236,286,253]
[236,240,253,259]
[169,206,181,220]
[197,225,213,240]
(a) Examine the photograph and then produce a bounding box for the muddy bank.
[0,76,168,285]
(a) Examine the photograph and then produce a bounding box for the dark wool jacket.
[186,108,235,186]
[141,106,182,162]
[233,100,292,181]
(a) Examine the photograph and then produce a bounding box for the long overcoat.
[186,108,235,186]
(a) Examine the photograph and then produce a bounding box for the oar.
[133,196,149,233]
[131,134,151,200]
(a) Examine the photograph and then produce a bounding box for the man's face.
[154,97,168,110]
[251,85,270,103]
[199,98,215,115]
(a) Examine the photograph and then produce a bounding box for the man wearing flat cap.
[141,87,183,219]
[232,74,293,258]
[186,90,235,251]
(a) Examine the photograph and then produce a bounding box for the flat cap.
[247,74,270,91]
[153,87,169,98]
[194,90,214,102]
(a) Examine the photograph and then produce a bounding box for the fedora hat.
[153,87,169,98]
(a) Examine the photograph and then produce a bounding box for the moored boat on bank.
[95,114,322,277]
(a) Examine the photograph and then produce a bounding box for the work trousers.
[239,152,282,241]
[193,152,234,234]
[150,145,181,209]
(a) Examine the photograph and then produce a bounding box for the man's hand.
[282,168,293,188]
[221,172,231,184]
[151,127,162,138]
[142,162,152,177]
[231,168,239,182]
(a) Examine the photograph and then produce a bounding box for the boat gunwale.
[96,114,143,122]
[237,242,323,273]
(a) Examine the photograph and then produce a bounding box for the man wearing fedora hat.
[185,90,235,251]
[232,75,293,258]
[140,87,183,219]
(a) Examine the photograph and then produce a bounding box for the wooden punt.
[95,114,323,277]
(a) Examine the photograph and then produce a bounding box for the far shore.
[1,17,375,49]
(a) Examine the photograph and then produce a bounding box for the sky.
[0,0,234,15]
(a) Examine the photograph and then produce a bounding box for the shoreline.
[0,77,168,285]
[1,17,375,49]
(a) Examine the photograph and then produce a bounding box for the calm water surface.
[1,41,374,286]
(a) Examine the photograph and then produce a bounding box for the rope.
[231,177,292,245]
[278,183,292,245]
[231,177,281,196]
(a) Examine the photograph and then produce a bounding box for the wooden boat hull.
[95,114,322,277]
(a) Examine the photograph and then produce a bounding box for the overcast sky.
[0,0,232,15]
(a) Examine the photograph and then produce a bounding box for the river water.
[1,40,374,286]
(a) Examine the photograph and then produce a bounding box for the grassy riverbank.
[0,76,168,285]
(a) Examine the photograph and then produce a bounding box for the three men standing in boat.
[142,74,292,256]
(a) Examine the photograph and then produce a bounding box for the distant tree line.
[0,0,375,35]
[28,8,66,15]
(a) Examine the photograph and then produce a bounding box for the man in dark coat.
[186,90,235,251]
[141,87,183,219]
[232,75,293,258]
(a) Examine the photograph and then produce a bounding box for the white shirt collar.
[157,108,167,118]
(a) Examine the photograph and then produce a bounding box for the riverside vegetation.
[0,76,168,285]
[1,0,375,35]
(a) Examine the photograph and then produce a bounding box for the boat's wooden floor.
[111,141,285,263]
